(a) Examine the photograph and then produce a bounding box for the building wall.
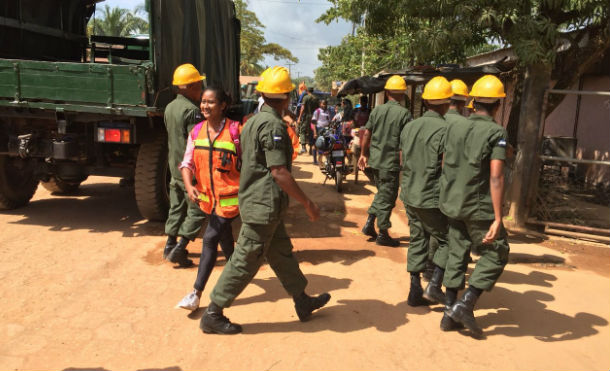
[544,74,610,160]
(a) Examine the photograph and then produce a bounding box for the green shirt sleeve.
[260,122,289,167]
[490,127,508,161]
[364,110,375,131]
[183,108,203,138]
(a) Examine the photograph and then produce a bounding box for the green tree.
[89,4,148,37]
[234,0,298,75]
[319,0,609,227]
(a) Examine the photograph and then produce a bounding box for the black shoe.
[407,274,432,307]
[294,292,331,322]
[423,266,445,304]
[167,237,193,267]
[447,288,482,338]
[376,229,400,247]
[440,288,463,331]
[440,312,464,331]
[200,302,242,334]
[362,214,378,239]
[163,236,177,260]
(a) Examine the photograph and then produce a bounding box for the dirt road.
[1,156,609,370]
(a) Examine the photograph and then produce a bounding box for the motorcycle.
[315,122,353,192]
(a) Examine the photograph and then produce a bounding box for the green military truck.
[0,0,241,220]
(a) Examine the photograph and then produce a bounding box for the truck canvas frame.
[0,0,241,220]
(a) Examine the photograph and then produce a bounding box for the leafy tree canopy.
[88,4,148,37]
[235,0,298,75]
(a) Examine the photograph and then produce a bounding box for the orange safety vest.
[192,120,240,218]
[286,123,299,160]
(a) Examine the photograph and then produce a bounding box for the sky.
[101,0,353,78]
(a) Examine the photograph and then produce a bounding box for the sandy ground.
[0,155,609,371]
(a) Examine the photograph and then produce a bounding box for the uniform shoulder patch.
[497,139,507,147]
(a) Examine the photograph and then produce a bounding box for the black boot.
[447,286,483,337]
[167,237,193,268]
[440,288,463,331]
[407,273,432,307]
[376,229,400,247]
[200,302,242,334]
[423,266,446,304]
[361,214,377,239]
[294,292,331,322]
[163,235,177,260]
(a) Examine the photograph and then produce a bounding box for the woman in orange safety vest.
[176,86,241,311]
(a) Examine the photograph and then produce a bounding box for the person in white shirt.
[312,100,331,165]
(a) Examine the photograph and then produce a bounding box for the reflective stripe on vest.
[198,193,210,202]
[194,138,236,153]
[218,196,239,207]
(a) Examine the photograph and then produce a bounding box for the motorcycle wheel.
[335,170,343,193]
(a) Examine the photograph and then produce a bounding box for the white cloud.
[249,0,352,78]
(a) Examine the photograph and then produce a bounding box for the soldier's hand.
[186,186,200,204]
[358,156,368,171]
[483,219,501,244]
[305,200,320,222]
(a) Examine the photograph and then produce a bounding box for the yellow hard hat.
[256,66,295,95]
[255,67,272,93]
[172,63,205,86]
[421,76,453,102]
[466,99,474,109]
[450,79,469,100]
[470,75,505,102]
[384,75,407,92]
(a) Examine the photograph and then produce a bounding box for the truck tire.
[41,176,83,194]
[0,155,39,210]
[135,134,170,221]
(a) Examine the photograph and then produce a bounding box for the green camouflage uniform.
[210,104,308,307]
[440,114,510,291]
[365,100,412,230]
[164,94,205,240]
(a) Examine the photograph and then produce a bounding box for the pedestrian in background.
[311,99,331,165]
[163,64,206,267]
[358,75,412,247]
[176,87,241,311]
[297,87,319,154]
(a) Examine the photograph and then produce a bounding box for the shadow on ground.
[242,299,410,334]
[476,285,608,341]
[5,182,164,237]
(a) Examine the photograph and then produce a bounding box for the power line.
[250,0,330,5]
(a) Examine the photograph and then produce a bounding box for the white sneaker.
[176,291,200,311]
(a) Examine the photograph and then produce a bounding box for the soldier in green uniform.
[400,76,453,307]
[359,75,412,247]
[446,79,469,124]
[439,75,510,337]
[422,78,471,280]
[163,64,206,267]
[201,66,330,335]
[297,87,319,154]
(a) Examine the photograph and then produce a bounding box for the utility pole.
[360,10,367,77]
[286,62,295,77]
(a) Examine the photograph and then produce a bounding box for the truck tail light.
[97,128,131,143]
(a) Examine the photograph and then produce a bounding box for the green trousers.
[210,220,308,308]
[298,114,312,145]
[405,206,449,273]
[368,169,400,230]
[164,178,205,241]
[443,218,510,291]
